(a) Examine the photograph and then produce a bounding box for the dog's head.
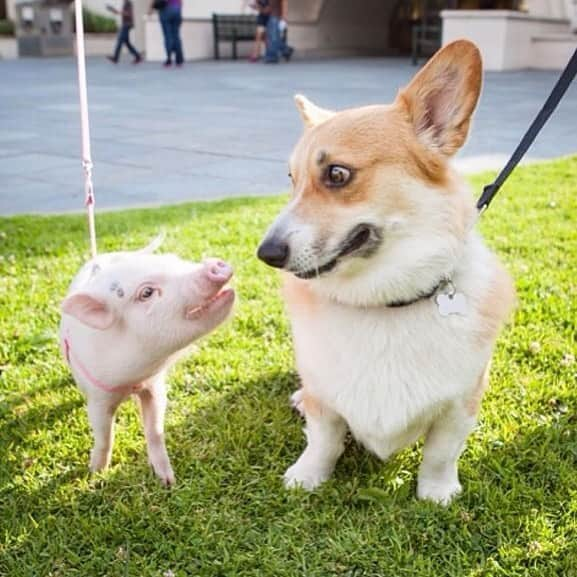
[257,40,482,307]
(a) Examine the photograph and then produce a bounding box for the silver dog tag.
[436,292,468,317]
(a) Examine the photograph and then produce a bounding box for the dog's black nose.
[257,238,290,269]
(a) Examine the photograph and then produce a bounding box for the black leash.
[476,47,577,213]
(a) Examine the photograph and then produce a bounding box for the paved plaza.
[1,56,576,215]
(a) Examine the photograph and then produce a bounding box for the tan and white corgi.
[257,40,515,504]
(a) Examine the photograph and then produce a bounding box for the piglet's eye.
[137,286,157,301]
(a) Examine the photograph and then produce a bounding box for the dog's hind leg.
[284,392,347,491]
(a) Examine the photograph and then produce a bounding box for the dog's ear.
[396,39,482,156]
[294,94,335,128]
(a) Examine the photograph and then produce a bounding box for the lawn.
[0,156,576,577]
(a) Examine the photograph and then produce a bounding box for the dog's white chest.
[290,298,487,456]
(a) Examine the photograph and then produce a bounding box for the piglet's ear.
[396,39,482,156]
[61,293,115,330]
[138,232,165,254]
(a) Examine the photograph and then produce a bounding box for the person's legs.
[111,25,129,62]
[124,26,141,61]
[250,26,265,61]
[159,9,172,64]
[279,23,293,61]
[170,7,184,65]
[264,16,280,63]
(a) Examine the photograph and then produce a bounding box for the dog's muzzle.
[290,223,382,279]
[257,223,382,279]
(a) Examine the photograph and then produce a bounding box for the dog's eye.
[326,165,352,187]
[137,286,157,301]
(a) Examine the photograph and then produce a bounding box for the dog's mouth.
[292,224,381,280]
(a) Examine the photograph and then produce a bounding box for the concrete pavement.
[1,57,576,215]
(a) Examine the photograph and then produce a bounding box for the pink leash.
[67,7,143,393]
[73,0,97,258]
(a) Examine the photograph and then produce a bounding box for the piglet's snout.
[185,259,233,300]
[204,259,233,286]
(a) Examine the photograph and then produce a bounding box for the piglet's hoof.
[151,459,176,487]
[90,448,111,472]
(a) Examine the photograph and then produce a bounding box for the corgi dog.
[257,40,515,504]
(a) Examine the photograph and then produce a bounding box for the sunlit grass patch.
[0,157,576,576]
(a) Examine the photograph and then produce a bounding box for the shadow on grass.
[2,366,576,575]
[0,376,82,455]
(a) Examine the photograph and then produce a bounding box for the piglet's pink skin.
[59,242,235,485]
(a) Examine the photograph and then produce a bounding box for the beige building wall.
[525,0,569,18]
[182,0,248,19]
[139,0,249,55]
[144,0,398,61]
[443,10,570,69]
[5,0,576,63]
[143,0,248,61]
[443,1,577,71]
[288,0,397,57]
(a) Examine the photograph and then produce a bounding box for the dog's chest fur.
[283,243,500,459]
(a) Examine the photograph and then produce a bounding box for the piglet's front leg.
[137,377,175,486]
[87,396,122,472]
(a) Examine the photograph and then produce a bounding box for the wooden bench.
[212,13,257,60]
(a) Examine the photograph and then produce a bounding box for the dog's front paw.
[417,478,462,505]
[284,461,330,491]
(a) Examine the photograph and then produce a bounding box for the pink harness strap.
[63,337,142,394]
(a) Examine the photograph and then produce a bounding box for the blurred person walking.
[150,0,184,67]
[249,0,270,62]
[106,0,142,64]
[264,0,292,63]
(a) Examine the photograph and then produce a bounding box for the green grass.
[0,19,15,37]
[79,8,118,34]
[1,156,576,576]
